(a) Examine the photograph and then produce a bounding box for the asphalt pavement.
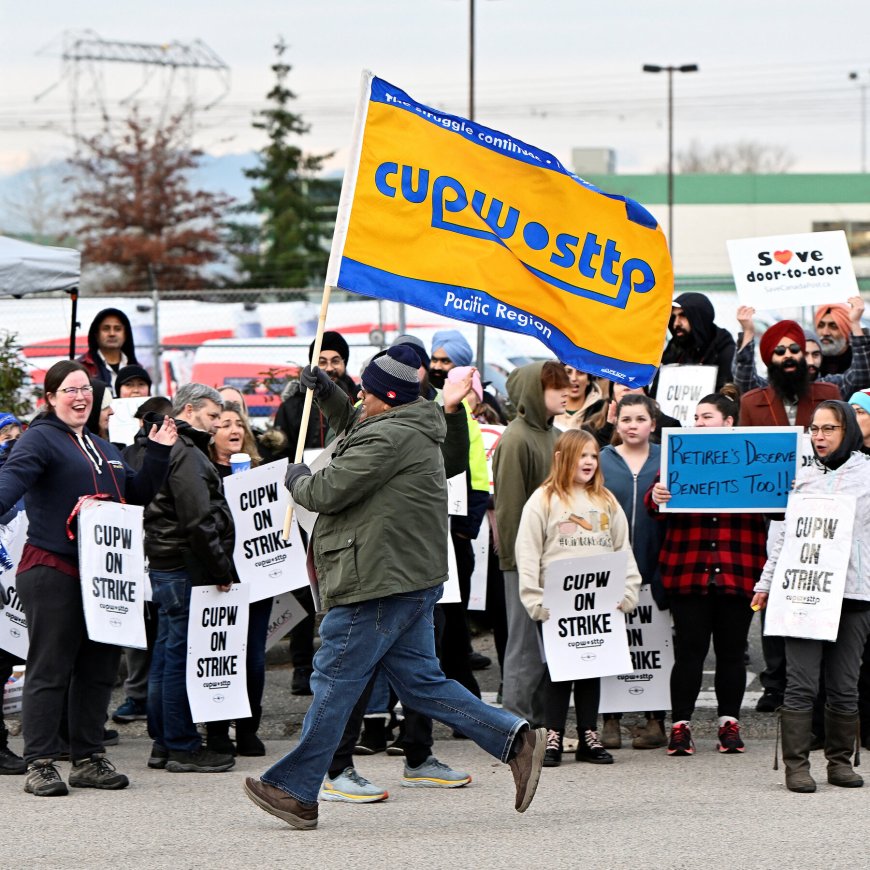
[4,618,865,869]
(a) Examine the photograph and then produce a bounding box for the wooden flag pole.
[282,283,334,540]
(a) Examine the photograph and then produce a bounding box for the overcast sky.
[2,0,869,178]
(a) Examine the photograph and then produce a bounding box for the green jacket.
[492,361,560,571]
[290,390,448,610]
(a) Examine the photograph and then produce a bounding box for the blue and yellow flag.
[326,72,673,385]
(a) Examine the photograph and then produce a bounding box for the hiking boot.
[24,759,68,796]
[111,696,148,723]
[354,715,388,756]
[205,731,236,757]
[633,717,667,749]
[320,767,388,803]
[291,667,313,696]
[601,718,622,749]
[756,690,783,713]
[508,727,546,813]
[165,747,235,773]
[717,719,746,754]
[69,754,129,790]
[575,730,614,764]
[402,756,471,788]
[244,777,318,829]
[236,731,266,757]
[667,722,695,756]
[543,729,563,767]
[147,743,169,770]
[0,746,26,775]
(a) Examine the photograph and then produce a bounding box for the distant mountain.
[189,151,259,203]
[0,151,343,233]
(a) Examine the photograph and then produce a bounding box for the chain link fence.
[7,278,869,420]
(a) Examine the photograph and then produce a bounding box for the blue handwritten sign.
[660,427,801,513]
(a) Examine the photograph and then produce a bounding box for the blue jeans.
[263,584,525,804]
[364,668,392,715]
[148,569,200,752]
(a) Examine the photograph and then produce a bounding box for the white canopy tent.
[0,235,80,297]
[0,235,82,358]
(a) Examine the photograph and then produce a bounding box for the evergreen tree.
[232,39,336,289]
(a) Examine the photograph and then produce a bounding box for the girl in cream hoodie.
[515,428,641,767]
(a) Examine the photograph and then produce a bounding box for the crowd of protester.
[1,294,869,820]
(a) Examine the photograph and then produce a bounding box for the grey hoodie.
[492,362,560,571]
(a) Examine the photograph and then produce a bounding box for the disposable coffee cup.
[230,452,251,474]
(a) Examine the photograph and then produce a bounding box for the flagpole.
[282,284,333,541]
[281,71,372,541]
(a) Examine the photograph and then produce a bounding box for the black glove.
[300,365,336,400]
[285,462,312,492]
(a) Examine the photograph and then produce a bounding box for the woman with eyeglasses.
[752,400,870,793]
[0,360,177,797]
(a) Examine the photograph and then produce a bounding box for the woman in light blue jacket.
[753,400,870,793]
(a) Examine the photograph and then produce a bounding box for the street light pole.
[642,63,698,260]
[469,0,487,372]
[469,0,475,123]
[849,72,867,173]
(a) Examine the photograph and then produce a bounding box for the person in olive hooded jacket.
[244,346,546,830]
[492,361,570,726]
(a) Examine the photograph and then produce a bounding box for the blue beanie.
[361,345,421,407]
[431,329,473,367]
[849,390,870,416]
[0,413,20,431]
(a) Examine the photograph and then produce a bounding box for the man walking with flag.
[243,346,545,829]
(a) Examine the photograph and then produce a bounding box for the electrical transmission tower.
[35,29,231,139]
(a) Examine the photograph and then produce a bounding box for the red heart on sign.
[774,250,792,264]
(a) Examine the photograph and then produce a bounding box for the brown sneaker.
[508,727,546,813]
[243,777,318,830]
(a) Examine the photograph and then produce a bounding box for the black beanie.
[116,364,152,390]
[309,331,350,365]
[361,345,420,407]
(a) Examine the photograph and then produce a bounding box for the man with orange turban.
[739,320,841,713]
[815,296,866,376]
[740,320,840,428]
[734,297,870,399]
